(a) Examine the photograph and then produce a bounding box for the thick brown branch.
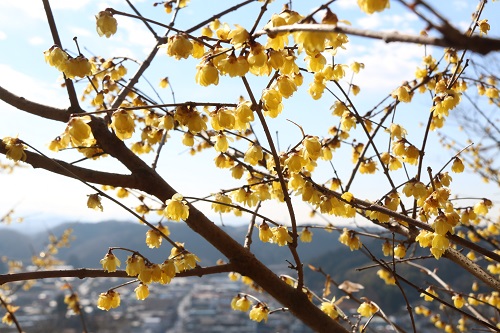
[0,86,69,122]
[81,120,348,332]
[0,142,137,188]
[0,265,235,285]
[255,24,500,55]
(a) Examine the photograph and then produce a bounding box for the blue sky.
[0,0,499,229]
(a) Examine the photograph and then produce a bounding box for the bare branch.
[255,24,500,55]
[0,85,69,122]
[0,265,234,285]
[0,142,137,188]
[41,0,81,112]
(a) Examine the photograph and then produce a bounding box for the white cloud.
[116,16,157,52]
[346,41,423,93]
[0,64,67,108]
[356,12,418,31]
[28,36,45,45]
[70,27,92,37]
[357,13,383,29]
[0,31,6,40]
[0,0,92,20]
[336,0,358,10]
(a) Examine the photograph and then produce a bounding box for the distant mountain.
[304,238,481,315]
[0,220,484,323]
[0,220,344,270]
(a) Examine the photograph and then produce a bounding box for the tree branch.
[0,86,69,123]
[0,142,137,188]
[0,264,235,285]
[255,24,500,55]
[42,0,81,112]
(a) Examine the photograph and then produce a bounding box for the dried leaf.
[338,280,364,293]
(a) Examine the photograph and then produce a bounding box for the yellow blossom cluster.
[97,290,121,310]
[357,300,379,317]
[2,137,26,162]
[44,46,92,79]
[338,228,362,251]
[97,241,200,308]
[258,222,293,246]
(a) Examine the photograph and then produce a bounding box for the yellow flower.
[165,34,193,60]
[392,86,412,102]
[1,305,19,325]
[95,10,117,38]
[231,295,252,312]
[421,286,438,302]
[134,283,150,300]
[87,194,103,211]
[233,188,259,207]
[294,30,329,53]
[201,25,212,37]
[303,136,322,160]
[477,19,490,36]
[160,260,176,284]
[258,222,273,243]
[48,134,70,152]
[431,233,449,259]
[351,84,360,95]
[394,244,406,258]
[100,252,120,272]
[44,45,68,70]
[285,153,305,173]
[145,229,162,248]
[320,302,339,319]
[191,41,205,59]
[164,193,189,221]
[261,88,283,118]
[2,137,27,162]
[473,199,492,215]
[451,157,465,173]
[350,61,364,73]
[195,60,219,86]
[138,264,154,284]
[63,56,92,79]
[382,241,393,256]
[228,24,249,48]
[110,109,135,140]
[249,303,269,323]
[357,0,390,14]
[276,75,297,99]
[159,77,169,88]
[339,228,362,251]
[452,294,465,308]
[212,193,233,213]
[218,53,249,77]
[272,226,293,246]
[228,272,240,281]
[377,269,396,285]
[64,293,80,314]
[97,290,120,310]
[244,144,263,166]
[211,108,235,130]
[125,254,145,276]
[67,116,92,146]
[341,192,354,203]
[299,227,313,243]
[357,301,379,317]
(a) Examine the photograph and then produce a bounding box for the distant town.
[1,264,317,333]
